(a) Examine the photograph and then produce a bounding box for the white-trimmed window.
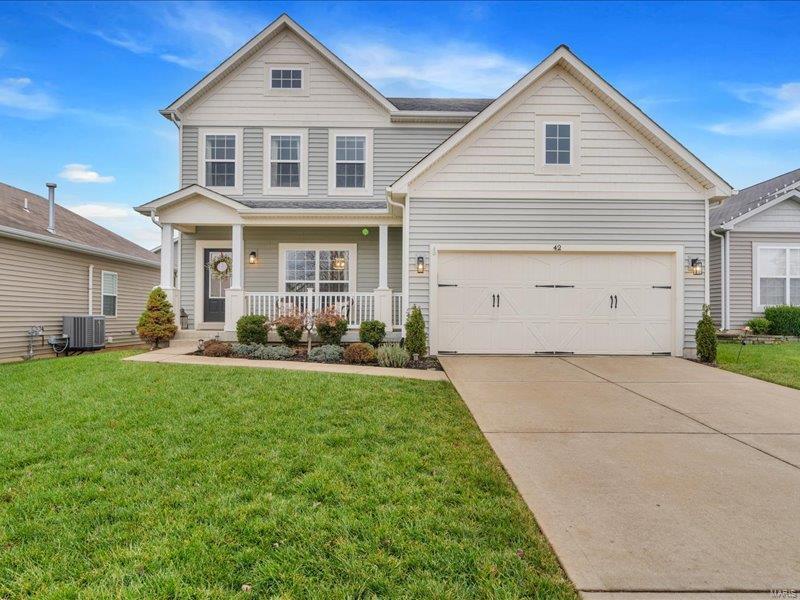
[264,130,308,195]
[266,64,308,95]
[544,123,571,165]
[328,130,373,196]
[101,271,118,317]
[755,245,800,309]
[279,244,357,293]
[199,129,243,194]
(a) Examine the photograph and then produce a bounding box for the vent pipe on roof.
[46,183,57,234]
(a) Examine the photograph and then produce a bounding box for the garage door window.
[757,246,800,308]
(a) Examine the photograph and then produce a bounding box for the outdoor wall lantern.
[690,258,703,276]
[332,256,347,271]
[249,251,257,265]
[417,256,425,274]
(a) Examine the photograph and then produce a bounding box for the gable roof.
[390,45,732,200]
[162,14,396,117]
[711,167,800,229]
[0,182,158,266]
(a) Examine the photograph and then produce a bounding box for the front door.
[204,248,232,323]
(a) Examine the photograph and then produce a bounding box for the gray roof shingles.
[0,182,159,264]
[710,167,800,229]
[237,199,388,210]
[387,97,494,112]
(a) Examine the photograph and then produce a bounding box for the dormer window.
[271,68,302,89]
[544,123,571,165]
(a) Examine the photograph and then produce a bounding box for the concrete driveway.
[440,355,800,598]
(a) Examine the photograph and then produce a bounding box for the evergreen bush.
[136,287,178,349]
[404,305,427,357]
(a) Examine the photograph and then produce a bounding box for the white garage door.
[435,251,676,355]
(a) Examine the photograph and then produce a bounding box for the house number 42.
[553,244,562,252]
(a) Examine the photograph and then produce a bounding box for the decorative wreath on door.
[207,255,233,280]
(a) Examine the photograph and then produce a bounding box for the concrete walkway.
[125,342,448,382]
[440,355,800,599]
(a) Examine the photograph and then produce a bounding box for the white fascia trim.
[135,184,245,214]
[390,46,731,198]
[278,243,358,292]
[427,243,685,357]
[328,129,374,197]
[162,14,395,115]
[719,190,800,230]
[0,224,159,268]
[263,128,309,196]
[198,127,244,196]
[195,239,232,329]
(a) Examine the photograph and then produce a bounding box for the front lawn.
[0,351,575,598]
[718,341,800,390]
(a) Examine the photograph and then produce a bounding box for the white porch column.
[159,223,181,327]
[374,224,393,329]
[225,224,246,332]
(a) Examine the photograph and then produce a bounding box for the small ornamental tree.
[695,304,717,364]
[314,306,348,345]
[137,287,178,349]
[404,305,427,358]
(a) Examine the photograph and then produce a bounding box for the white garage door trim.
[429,243,685,356]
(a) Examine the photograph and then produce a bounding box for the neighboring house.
[709,167,800,330]
[0,181,159,362]
[135,14,731,357]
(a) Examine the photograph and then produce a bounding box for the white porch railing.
[392,293,404,330]
[245,291,375,328]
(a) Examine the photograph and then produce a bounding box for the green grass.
[0,351,575,599]
[718,341,800,390]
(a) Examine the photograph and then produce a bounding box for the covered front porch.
[158,222,404,336]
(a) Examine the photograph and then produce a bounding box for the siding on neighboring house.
[179,226,401,328]
[0,236,158,362]
[407,197,706,350]
[709,233,722,326]
[734,199,800,232]
[412,68,703,201]
[181,125,457,206]
[727,231,800,328]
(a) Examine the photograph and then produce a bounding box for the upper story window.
[755,245,800,309]
[264,129,308,195]
[200,129,242,194]
[271,68,302,89]
[328,130,373,196]
[544,123,571,165]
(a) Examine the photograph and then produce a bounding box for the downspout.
[88,264,94,315]
[710,229,725,330]
[724,229,731,329]
[386,188,408,326]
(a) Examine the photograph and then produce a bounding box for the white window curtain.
[101,271,118,317]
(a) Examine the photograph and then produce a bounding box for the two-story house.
[135,14,731,357]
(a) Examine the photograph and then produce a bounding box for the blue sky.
[1,1,798,248]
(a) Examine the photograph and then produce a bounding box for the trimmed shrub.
[202,340,232,357]
[359,320,386,347]
[136,287,178,349]
[236,315,269,345]
[695,304,717,364]
[273,313,305,346]
[745,317,771,335]
[308,344,343,363]
[232,343,294,360]
[376,344,410,368]
[404,305,427,357]
[344,342,376,364]
[764,305,800,336]
[315,306,349,345]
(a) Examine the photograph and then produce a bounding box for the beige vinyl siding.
[179,226,401,328]
[182,31,389,128]
[408,197,706,350]
[727,231,800,328]
[182,126,456,204]
[412,68,703,201]
[709,233,722,326]
[0,236,158,362]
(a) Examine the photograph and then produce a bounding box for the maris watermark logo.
[772,590,799,598]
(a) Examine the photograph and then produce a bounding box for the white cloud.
[709,82,800,135]
[68,203,132,219]
[336,40,528,97]
[59,163,116,184]
[0,77,59,118]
